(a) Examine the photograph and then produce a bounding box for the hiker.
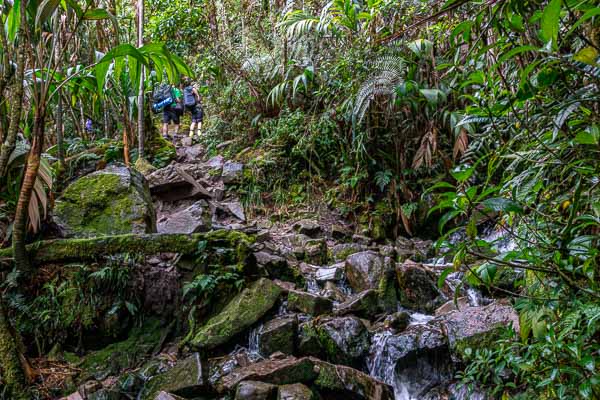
[182,78,204,140]
[161,86,182,139]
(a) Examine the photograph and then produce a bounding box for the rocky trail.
[53,135,520,400]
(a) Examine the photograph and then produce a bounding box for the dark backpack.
[153,83,173,103]
[183,86,197,107]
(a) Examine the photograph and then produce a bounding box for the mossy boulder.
[79,318,164,382]
[396,260,443,313]
[258,315,298,356]
[297,317,369,368]
[287,290,333,316]
[54,165,156,237]
[138,353,205,400]
[190,278,282,350]
[277,383,315,400]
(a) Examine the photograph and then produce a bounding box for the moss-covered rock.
[190,278,282,350]
[287,290,333,316]
[53,165,156,238]
[146,134,176,168]
[138,353,205,400]
[277,383,315,400]
[258,315,298,356]
[79,318,164,382]
[396,260,443,313]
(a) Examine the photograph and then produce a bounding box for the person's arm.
[192,87,200,102]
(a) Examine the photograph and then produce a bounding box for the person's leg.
[189,121,196,138]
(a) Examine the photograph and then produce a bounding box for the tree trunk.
[137,0,145,158]
[54,11,65,168]
[0,0,27,177]
[0,231,254,266]
[0,300,29,399]
[12,109,46,272]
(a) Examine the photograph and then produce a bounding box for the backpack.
[151,83,174,113]
[183,86,196,107]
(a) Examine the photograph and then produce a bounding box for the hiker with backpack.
[152,82,182,139]
[182,78,204,140]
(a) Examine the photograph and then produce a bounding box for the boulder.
[330,224,351,240]
[311,316,370,367]
[331,243,367,262]
[293,219,321,237]
[335,290,378,318]
[54,165,156,237]
[138,353,205,400]
[382,311,411,332]
[303,238,328,265]
[287,290,333,316]
[277,383,314,400]
[215,357,318,393]
[442,302,519,358]
[216,356,393,400]
[344,251,386,292]
[258,315,298,356]
[157,201,211,234]
[146,163,214,201]
[222,161,244,183]
[176,144,205,163]
[221,200,246,221]
[396,260,443,313]
[255,252,304,285]
[206,155,225,170]
[235,380,277,400]
[435,297,470,316]
[191,279,282,349]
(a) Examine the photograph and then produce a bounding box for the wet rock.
[368,322,448,388]
[259,315,298,356]
[215,357,318,393]
[235,380,277,400]
[315,263,344,283]
[442,302,519,358]
[313,316,370,367]
[435,297,470,316]
[222,161,244,183]
[138,353,205,400]
[293,219,321,237]
[157,201,211,234]
[273,280,297,293]
[216,356,393,400]
[53,165,156,237]
[287,290,333,316]
[191,279,282,349]
[382,311,411,332]
[335,289,378,318]
[322,281,347,303]
[139,265,180,315]
[396,260,443,313]
[277,383,314,400]
[331,243,367,262]
[147,164,214,201]
[378,245,396,258]
[344,251,386,292]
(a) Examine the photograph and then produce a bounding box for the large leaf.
[7,0,21,42]
[540,0,561,49]
[36,0,61,27]
[481,197,524,214]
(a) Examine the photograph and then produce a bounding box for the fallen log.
[0,230,254,267]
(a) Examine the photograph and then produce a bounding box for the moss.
[314,362,342,391]
[146,134,176,168]
[79,318,163,381]
[54,170,152,237]
[190,278,281,350]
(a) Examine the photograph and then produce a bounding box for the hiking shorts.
[186,104,204,123]
[162,105,180,124]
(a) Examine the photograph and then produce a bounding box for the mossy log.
[0,230,254,267]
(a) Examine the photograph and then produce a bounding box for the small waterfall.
[248,323,263,356]
[306,276,320,294]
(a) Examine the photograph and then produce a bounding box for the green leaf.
[481,197,524,214]
[574,130,599,145]
[450,164,474,183]
[36,0,61,27]
[437,267,454,288]
[540,0,561,49]
[7,0,21,42]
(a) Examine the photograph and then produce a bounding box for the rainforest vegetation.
[0,0,598,399]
